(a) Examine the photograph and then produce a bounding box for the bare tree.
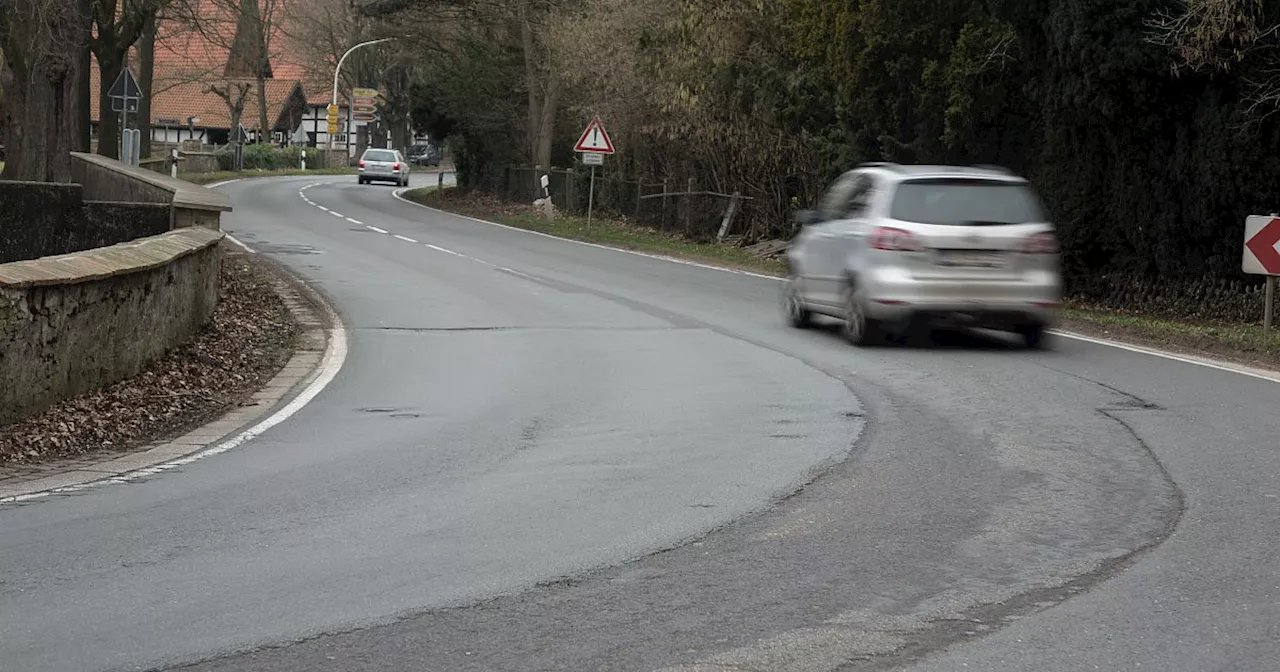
[0,0,92,181]
[205,79,250,137]
[518,0,559,184]
[89,0,171,159]
[173,0,279,142]
[1147,0,1280,120]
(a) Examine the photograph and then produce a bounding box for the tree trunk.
[257,74,269,143]
[520,7,542,196]
[536,76,559,179]
[138,12,157,159]
[77,43,92,152]
[96,52,123,159]
[0,0,90,182]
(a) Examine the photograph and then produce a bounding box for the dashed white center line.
[317,206,330,212]
[367,226,388,234]
[394,234,419,243]
[426,244,463,257]
[497,267,538,280]
[330,211,344,218]
[346,217,363,225]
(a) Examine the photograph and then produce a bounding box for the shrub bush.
[214,144,319,171]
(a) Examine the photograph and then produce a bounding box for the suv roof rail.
[972,164,1014,175]
[857,162,902,172]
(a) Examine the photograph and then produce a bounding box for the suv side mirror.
[794,209,821,226]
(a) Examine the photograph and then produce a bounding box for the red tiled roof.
[89,0,339,131]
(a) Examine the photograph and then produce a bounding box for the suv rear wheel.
[782,278,812,328]
[842,285,882,346]
[1018,323,1049,349]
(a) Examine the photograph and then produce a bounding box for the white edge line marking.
[205,178,241,188]
[346,218,363,225]
[225,234,256,254]
[1051,330,1280,384]
[394,234,418,243]
[390,188,1280,385]
[367,226,388,234]
[2,307,349,503]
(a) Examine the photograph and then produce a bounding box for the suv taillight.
[1021,232,1059,254]
[869,227,922,252]
[393,162,401,171]
[358,160,365,168]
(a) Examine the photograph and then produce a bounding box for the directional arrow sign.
[1244,215,1280,275]
[574,117,615,154]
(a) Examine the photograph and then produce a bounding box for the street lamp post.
[328,37,395,151]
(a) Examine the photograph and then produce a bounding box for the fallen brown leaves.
[0,253,300,465]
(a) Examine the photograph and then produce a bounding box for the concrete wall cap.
[70,152,233,213]
[0,228,224,288]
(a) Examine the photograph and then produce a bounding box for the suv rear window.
[364,150,397,162]
[889,179,1046,226]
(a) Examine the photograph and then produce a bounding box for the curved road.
[1,175,1278,672]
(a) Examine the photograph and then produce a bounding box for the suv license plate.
[938,251,1006,268]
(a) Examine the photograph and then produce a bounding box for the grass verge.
[420,189,1280,370]
[1060,306,1280,370]
[412,189,787,276]
[180,167,358,185]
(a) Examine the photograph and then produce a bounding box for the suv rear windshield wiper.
[960,220,1021,227]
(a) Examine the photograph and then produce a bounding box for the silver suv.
[782,163,1062,348]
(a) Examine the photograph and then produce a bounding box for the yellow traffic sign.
[328,122,339,135]
[353,87,378,100]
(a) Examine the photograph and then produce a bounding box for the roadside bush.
[214,144,319,171]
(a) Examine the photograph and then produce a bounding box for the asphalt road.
[2,175,1277,672]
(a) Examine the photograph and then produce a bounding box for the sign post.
[1243,214,1280,330]
[108,68,143,165]
[230,124,249,171]
[573,117,615,226]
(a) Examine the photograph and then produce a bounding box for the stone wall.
[0,228,225,426]
[0,182,172,263]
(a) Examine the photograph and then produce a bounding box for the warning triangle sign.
[108,68,143,99]
[574,118,615,154]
